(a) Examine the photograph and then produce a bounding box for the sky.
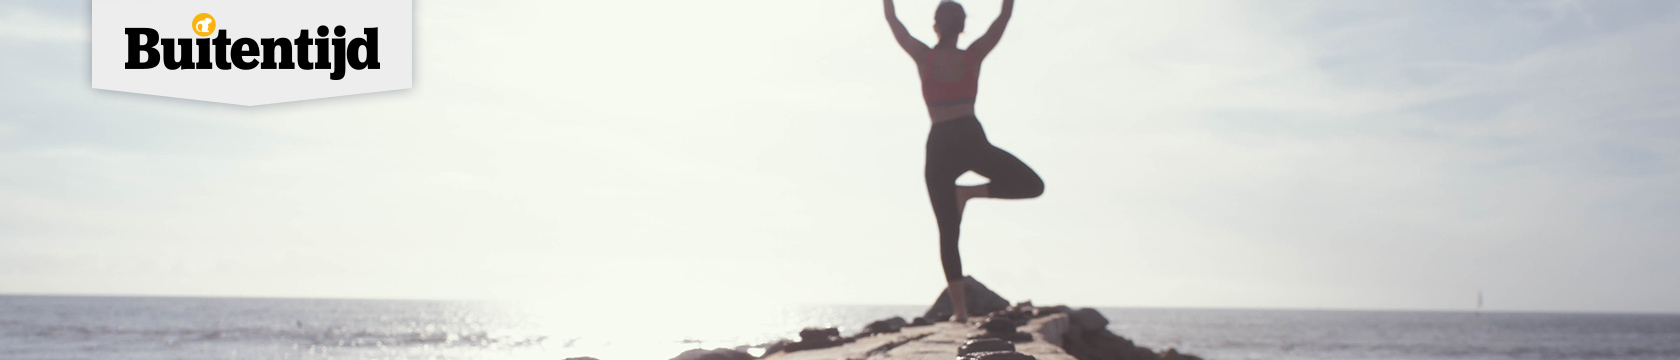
[2,0,1679,315]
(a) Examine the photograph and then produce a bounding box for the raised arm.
[885,0,929,63]
[967,0,1014,60]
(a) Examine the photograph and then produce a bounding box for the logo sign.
[92,0,412,106]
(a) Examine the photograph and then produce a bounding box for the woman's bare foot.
[947,278,969,323]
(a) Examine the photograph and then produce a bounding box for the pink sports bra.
[920,49,980,105]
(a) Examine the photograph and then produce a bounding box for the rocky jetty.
[665,278,1203,360]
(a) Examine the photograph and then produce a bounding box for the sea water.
[4,295,1679,360]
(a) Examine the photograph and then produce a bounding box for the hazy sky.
[2,0,1678,314]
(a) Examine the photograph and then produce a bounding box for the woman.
[884,0,1043,322]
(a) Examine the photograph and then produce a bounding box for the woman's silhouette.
[884,0,1042,322]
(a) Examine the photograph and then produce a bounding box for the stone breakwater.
[652,277,1205,360]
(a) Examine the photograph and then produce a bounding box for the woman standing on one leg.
[884,0,1043,322]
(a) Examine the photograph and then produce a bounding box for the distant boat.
[1476,290,1483,315]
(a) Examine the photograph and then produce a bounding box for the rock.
[1160,348,1203,360]
[970,332,1034,343]
[1054,311,1205,360]
[909,316,934,327]
[962,351,1038,360]
[982,302,1036,329]
[1090,331,1152,359]
[925,276,1013,320]
[980,317,1019,335]
[860,316,908,336]
[1032,313,1069,347]
[959,338,1016,355]
[669,348,753,360]
[1035,305,1072,317]
[563,358,600,360]
[783,327,844,352]
[783,340,840,352]
[1069,308,1109,332]
[798,327,839,342]
[759,339,791,356]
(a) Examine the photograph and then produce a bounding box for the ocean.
[3,295,1678,360]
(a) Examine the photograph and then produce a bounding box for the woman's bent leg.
[970,144,1044,199]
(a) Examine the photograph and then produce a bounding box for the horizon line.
[4,291,1676,317]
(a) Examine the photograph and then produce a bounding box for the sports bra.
[920,49,980,105]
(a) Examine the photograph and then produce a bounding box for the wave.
[13,323,548,349]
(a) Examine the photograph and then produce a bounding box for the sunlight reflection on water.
[0,296,923,360]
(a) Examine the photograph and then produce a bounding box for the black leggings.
[925,116,1044,282]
